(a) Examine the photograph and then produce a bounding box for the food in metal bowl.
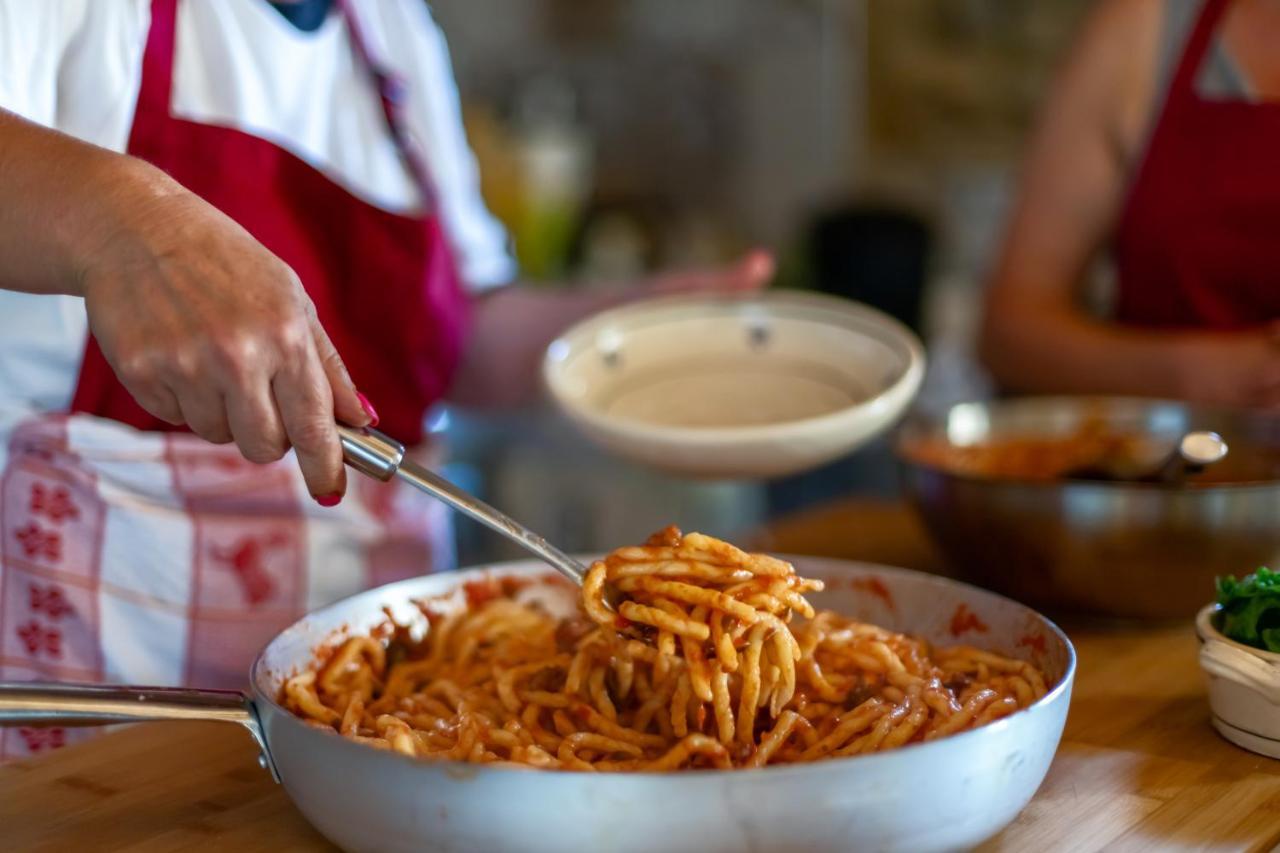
[901,416,1152,482]
[897,397,1280,620]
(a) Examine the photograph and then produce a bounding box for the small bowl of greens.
[1197,568,1280,758]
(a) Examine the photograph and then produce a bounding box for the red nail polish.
[356,391,379,427]
[315,492,342,507]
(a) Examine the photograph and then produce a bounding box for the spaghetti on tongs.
[284,527,1049,771]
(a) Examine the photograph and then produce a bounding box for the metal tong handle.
[338,425,589,587]
[0,681,279,779]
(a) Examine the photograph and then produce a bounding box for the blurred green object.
[769,238,814,293]
[1217,567,1280,653]
[514,199,583,282]
[509,75,595,282]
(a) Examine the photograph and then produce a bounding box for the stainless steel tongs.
[338,426,590,587]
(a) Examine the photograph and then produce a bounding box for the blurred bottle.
[463,75,593,283]
[576,210,650,282]
[510,75,594,282]
[463,103,522,245]
[572,204,743,286]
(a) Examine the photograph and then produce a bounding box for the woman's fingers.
[174,387,233,445]
[225,379,288,464]
[733,249,776,291]
[124,380,185,426]
[649,249,775,296]
[308,310,373,428]
[272,344,346,504]
[110,345,187,425]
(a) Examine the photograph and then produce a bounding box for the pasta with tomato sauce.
[282,527,1048,770]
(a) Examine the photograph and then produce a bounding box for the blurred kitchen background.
[431,0,1089,565]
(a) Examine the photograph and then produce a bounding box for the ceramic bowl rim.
[541,291,927,447]
[1196,602,1280,663]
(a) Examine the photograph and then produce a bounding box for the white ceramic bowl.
[542,292,926,478]
[1196,604,1280,758]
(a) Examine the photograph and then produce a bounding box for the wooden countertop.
[3,501,1280,851]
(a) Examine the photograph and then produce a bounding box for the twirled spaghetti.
[283,527,1048,770]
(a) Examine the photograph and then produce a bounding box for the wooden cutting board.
[3,625,1279,851]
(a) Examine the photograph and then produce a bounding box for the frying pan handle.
[0,681,280,781]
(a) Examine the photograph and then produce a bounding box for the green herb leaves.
[1216,567,1280,653]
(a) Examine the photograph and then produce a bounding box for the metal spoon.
[1151,430,1229,484]
[338,425,590,587]
[1065,430,1228,484]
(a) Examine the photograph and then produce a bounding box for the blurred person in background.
[0,0,769,733]
[981,0,1280,408]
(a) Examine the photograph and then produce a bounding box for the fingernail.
[356,391,379,428]
[749,249,775,276]
[315,492,342,507]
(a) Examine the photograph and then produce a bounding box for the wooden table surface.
[3,500,1280,852]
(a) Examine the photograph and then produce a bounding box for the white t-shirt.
[0,0,515,412]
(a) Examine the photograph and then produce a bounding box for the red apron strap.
[1167,0,1232,103]
[129,0,179,150]
[335,0,441,212]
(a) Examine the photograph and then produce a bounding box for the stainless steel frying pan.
[0,558,1075,853]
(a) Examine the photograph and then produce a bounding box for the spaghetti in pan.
[283,527,1048,771]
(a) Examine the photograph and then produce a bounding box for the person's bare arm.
[0,108,371,500]
[449,251,774,409]
[980,0,1280,407]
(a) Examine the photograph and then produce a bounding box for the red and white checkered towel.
[0,411,449,760]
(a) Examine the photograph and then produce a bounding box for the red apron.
[1114,0,1280,329]
[0,1,465,754]
[70,0,469,443]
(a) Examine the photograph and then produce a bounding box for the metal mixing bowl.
[896,397,1280,621]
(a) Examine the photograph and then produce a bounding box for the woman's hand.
[644,249,775,297]
[0,111,370,501]
[1171,330,1280,410]
[78,163,373,503]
